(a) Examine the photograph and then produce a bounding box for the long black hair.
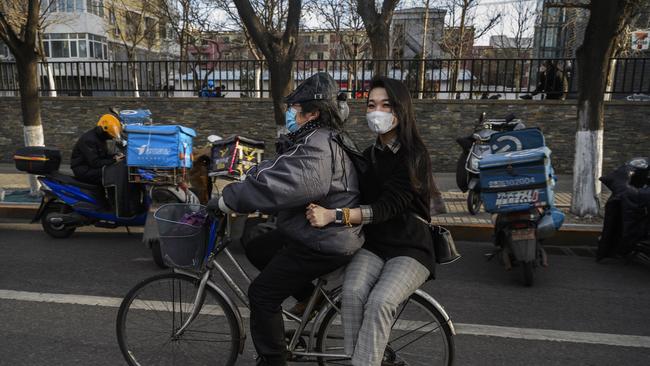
[368,76,434,203]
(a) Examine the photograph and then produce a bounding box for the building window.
[317,52,324,60]
[0,43,10,59]
[109,8,116,24]
[223,37,230,44]
[86,0,104,17]
[43,33,107,59]
[318,35,326,44]
[46,0,85,12]
[159,21,167,40]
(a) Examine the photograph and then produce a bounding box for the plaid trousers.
[342,249,429,366]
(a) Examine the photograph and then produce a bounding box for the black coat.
[361,146,435,277]
[533,68,567,100]
[598,165,650,259]
[70,126,115,182]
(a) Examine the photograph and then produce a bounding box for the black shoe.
[382,347,409,366]
[255,355,287,366]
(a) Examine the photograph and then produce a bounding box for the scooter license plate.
[511,228,535,241]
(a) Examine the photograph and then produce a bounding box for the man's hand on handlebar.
[114,153,125,162]
[207,197,235,218]
[207,198,223,217]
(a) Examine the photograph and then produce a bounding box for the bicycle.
[115,203,456,365]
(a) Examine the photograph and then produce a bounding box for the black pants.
[244,229,314,302]
[248,242,352,365]
[72,165,103,185]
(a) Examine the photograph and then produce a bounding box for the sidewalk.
[0,164,603,245]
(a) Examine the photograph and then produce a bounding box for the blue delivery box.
[479,147,555,213]
[124,125,196,168]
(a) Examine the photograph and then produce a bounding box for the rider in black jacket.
[70,114,124,185]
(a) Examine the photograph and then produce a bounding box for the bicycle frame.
[171,215,350,360]
[170,214,456,361]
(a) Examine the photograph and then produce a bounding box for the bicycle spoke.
[117,273,240,366]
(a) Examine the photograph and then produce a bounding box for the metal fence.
[0,58,648,100]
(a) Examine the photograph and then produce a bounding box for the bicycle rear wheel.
[116,272,240,366]
[316,292,454,366]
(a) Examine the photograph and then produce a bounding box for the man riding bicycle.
[209,72,363,366]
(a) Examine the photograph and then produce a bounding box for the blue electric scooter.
[16,109,197,256]
[30,162,149,238]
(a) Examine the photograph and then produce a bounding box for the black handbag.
[413,214,461,265]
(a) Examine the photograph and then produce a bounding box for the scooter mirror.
[208,135,222,143]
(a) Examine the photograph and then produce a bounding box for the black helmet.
[285,72,339,104]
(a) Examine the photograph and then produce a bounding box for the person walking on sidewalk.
[306,76,440,366]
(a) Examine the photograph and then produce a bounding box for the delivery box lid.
[479,147,551,169]
[125,125,196,137]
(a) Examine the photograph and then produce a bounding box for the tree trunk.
[368,23,390,76]
[46,63,57,97]
[254,64,262,98]
[571,0,636,217]
[357,0,399,77]
[16,58,44,195]
[132,64,140,98]
[268,57,294,132]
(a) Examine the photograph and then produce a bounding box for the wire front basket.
[154,203,209,270]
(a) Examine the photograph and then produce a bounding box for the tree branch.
[282,0,301,46]
[233,0,272,57]
[0,9,22,50]
[24,0,40,48]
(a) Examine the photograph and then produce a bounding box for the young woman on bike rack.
[307,77,442,366]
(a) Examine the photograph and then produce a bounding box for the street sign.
[631,30,649,51]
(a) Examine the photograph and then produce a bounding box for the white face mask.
[366,111,396,134]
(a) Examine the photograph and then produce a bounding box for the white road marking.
[131,257,153,262]
[1,289,649,349]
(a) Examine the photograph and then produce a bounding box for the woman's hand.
[306,203,335,228]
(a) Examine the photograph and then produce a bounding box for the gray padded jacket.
[221,126,364,255]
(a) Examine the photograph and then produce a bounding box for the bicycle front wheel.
[317,292,454,366]
[116,273,240,366]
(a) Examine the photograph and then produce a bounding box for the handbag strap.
[411,212,432,227]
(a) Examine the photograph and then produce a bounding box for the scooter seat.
[49,172,104,191]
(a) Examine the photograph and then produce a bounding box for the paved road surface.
[1,223,649,365]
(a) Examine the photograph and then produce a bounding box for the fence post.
[76,62,82,97]
[468,59,473,99]
[165,61,169,98]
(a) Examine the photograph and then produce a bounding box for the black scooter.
[597,157,650,263]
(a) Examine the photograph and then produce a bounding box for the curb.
[0,203,602,246]
[0,203,38,220]
[441,222,600,246]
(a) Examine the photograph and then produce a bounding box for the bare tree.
[211,0,267,97]
[356,0,401,76]
[157,0,225,92]
[441,0,502,97]
[109,0,164,97]
[0,0,46,194]
[231,0,301,129]
[305,0,369,95]
[505,0,535,59]
[490,0,535,91]
[546,0,643,217]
